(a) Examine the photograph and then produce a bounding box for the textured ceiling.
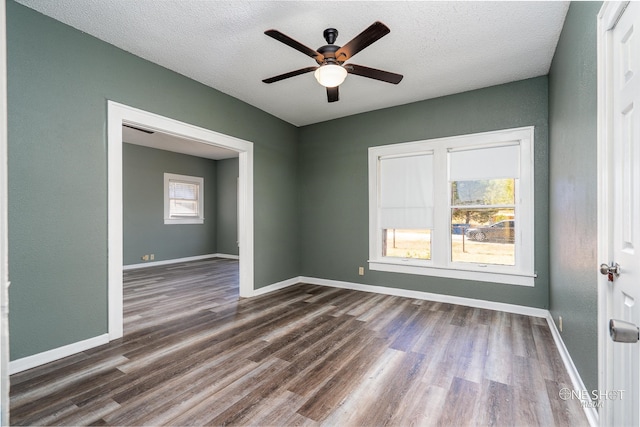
[16,1,570,127]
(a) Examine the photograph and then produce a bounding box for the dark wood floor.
[10,258,588,426]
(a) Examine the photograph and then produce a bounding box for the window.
[164,173,204,224]
[368,127,535,286]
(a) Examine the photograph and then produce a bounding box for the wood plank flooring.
[10,258,588,426]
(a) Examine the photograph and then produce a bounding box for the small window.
[368,127,535,287]
[164,173,204,224]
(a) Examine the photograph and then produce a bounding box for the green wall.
[123,144,240,265]
[7,1,298,360]
[548,1,601,394]
[299,77,550,308]
[216,158,239,256]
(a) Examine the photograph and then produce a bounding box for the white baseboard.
[299,276,549,318]
[9,333,109,375]
[250,276,300,297]
[123,253,238,270]
[213,253,240,260]
[546,313,598,427]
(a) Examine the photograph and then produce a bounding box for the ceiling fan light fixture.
[263,22,402,102]
[314,64,347,87]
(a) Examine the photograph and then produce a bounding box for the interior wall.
[299,76,550,308]
[216,158,239,256]
[548,1,601,394]
[123,143,218,265]
[0,0,9,421]
[6,1,299,360]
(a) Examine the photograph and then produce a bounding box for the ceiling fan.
[262,21,403,103]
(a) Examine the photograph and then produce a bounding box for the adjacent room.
[1,1,636,426]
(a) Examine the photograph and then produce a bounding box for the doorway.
[107,101,254,340]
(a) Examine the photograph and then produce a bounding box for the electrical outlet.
[141,254,149,261]
[358,266,365,276]
[558,316,563,332]
[150,254,155,261]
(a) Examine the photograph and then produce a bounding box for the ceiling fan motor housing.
[316,44,340,65]
[323,28,338,44]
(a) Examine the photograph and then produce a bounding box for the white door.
[600,2,640,426]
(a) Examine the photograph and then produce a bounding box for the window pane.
[383,229,431,260]
[451,179,515,206]
[170,200,199,217]
[169,181,198,200]
[380,154,434,229]
[451,208,515,266]
[449,144,519,181]
[451,178,515,265]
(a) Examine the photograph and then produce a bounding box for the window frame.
[163,172,205,225]
[368,126,535,287]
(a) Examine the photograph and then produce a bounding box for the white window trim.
[164,173,204,224]
[368,126,535,287]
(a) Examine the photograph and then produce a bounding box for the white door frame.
[597,2,630,426]
[107,101,254,339]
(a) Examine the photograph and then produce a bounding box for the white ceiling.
[16,1,570,127]
[122,125,238,160]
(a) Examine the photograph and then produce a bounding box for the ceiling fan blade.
[262,66,318,84]
[265,29,324,62]
[345,64,403,84]
[335,21,390,62]
[327,86,339,103]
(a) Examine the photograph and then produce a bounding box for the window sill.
[164,218,204,225]
[368,260,535,287]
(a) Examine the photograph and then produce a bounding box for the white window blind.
[170,182,198,200]
[449,143,520,181]
[379,154,433,229]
